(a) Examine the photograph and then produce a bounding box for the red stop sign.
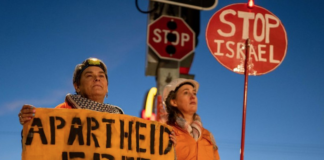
[148,15,195,61]
[206,3,287,75]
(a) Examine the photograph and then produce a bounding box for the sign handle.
[240,38,250,160]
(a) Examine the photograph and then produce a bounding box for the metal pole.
[156,95,162,121]
[240,38,250,160]
[156,60,179,122]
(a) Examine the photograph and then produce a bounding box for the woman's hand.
[18,104,36,125]
[169,131,177,146]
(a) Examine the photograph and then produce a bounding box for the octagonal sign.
[148,15,195,61]
[206,3,288,75]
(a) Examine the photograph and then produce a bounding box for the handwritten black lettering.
[102,118,115,148]
[67,117,84,145]
[136,121,146,153]
[150,124,155,154]
[26,118,47,145]
[94,153,114,160]
[62,151,85,160]
[50,116,66,144]
[120,120,133,150]
[87,117,99,147]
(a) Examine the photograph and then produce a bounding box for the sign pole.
[206,2,287,159]
[156,60,179,123]
[240,38,250,160]
[156,95,167,123]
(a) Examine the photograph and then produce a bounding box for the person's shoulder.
[201,128,214,140]
[106,104,124,114]
[202,127,212,134]
[201,127,218,150]
[170,124,187,136]
[55,102,72,109]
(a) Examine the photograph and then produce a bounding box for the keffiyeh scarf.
[65,94,124,114]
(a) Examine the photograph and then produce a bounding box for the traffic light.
[141,87,157,120]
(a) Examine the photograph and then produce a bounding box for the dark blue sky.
[0,0,323,159]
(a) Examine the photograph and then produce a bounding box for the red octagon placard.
[206,3,287,75]
[148,15,195,61]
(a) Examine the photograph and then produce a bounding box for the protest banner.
[22,108,174,160]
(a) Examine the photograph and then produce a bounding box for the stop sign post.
[206,3,287,160]
[148,15,195,61]
[206,3,287,75]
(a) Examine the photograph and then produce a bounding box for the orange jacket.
[55,102,73,109]
[172,125,220,160]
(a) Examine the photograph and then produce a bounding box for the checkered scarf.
[65,94,124,114]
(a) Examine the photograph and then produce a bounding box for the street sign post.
[206,3,287,75]
[206,3,287,160]
[148,15,195,61]
[150,0,218,10]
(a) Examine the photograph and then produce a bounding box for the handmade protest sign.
[22,108,174,160]
[206,3,287,75]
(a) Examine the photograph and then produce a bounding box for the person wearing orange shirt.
[18,57,176,148]
[163,78,220,160]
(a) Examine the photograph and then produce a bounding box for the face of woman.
[171,84,198,116]
[74,66,108,103]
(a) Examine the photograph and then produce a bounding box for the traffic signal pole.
[143,0,200,122]
[156,60,179,121]
[156,60,180,96]
[144,1,196,121]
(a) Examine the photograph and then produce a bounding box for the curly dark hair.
[165,82,196,125]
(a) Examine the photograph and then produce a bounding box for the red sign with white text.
[206,3,287,75]
[148,15,195,61]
